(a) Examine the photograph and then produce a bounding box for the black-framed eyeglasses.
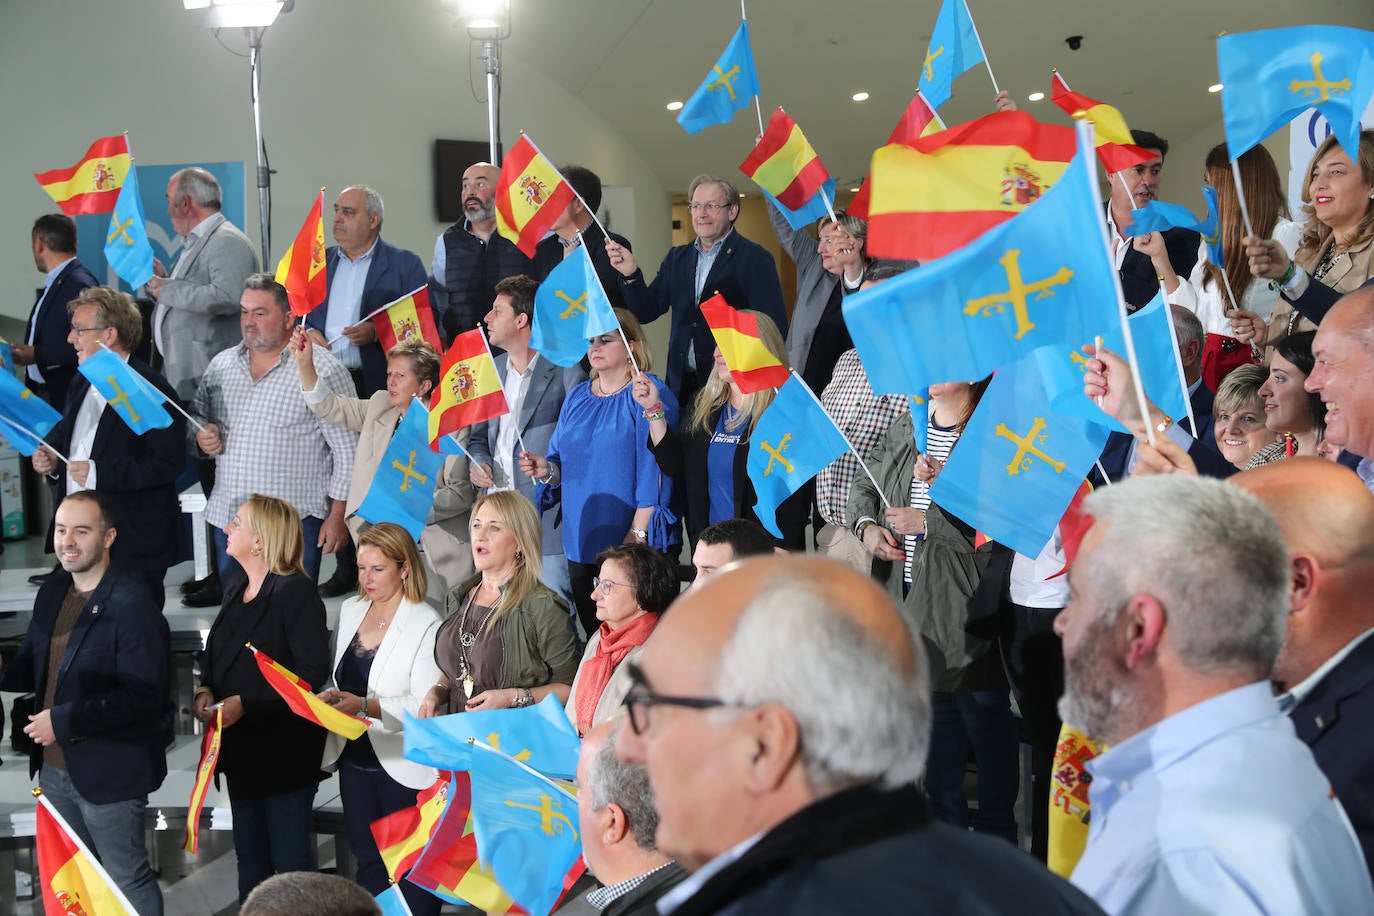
[70,325,109,335]
[621,662,734,735]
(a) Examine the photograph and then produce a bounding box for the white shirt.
[492,353,539,490]
[325,240,378,370]
[1277,628,1374,712]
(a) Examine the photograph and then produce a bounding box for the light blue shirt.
[1071,682,1374,915]
[687,229,732,374]
[325,240,377,369]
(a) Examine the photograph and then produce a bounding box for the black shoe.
[318,570,357,599]
[181,578,223,608]
[28,563,61,587]
[180,571,219,595]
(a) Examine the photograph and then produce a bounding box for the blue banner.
[530,245,621,367]
[677,21,761,135]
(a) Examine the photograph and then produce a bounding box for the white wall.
[0,0,672,323]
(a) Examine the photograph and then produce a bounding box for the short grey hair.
[586,723,661,852]
[243,272,290,314]
[714,575,930,792]
[240,872,380,916]
[687,174,740,210]
[1170,304,1205,356]
[173,167,222,210]
[1082,475,1289,679]
[341,184,384,225]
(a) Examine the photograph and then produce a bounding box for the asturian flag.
[102,165,155,289]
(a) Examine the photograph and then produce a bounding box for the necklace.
[1312,243,1345,283]
[456,583,505,697]
[594,374,631,396]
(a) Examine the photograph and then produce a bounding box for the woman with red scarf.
[565,543,679,736]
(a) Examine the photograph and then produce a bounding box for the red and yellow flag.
[740,108,832,211]
[247,642,370,740]
[495,135,576,258]
[184,705,223,854]
[700,294,790,393]
[406,771,524,913]
[867,110,1077,261]
[373,286,442,354]
[849,91,945,220]
[33,136,131,216]
[37,793,137,914]
[274,191,328,316]
[1047,723,1107,877]
[372,773,453,882]
[1050,71,1157,175]
[429,328,507,448]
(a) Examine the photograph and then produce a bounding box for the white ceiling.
[484,0,1374,193]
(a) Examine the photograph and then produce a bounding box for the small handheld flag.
[403,694,582,779]
[0,371,63,456]
[404,771,524,913]
[740,108,832,216]
[1049,71,1157,174]
[247,642,370,740]
[531,245,621,367]
[184,705,222,854]
[677,20,762,135]
[357,401,445,540]
[371,773,451,883]
[430,328,508,449]
[747,374,850,538]
[371,286,442,354]
[495,136,576,258]
[77,348,173,434]
[34,135,131,216]
[849,91,944,220]
[918,0,986,110]
[700,294,789,393]
[103,165,155,289]
[275,191,328,316]
[36,792,138,914]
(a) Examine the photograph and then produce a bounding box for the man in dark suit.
[305,185,430,398]
[32,287,186,608]
[1107,130,1200,313]
[1235,457,1374,877]
[14,214,97,410]
[467,275,584,602]
[0,490,171,916]
[557,721,686,916]
[605,175,786,408]
[532,165,633,310]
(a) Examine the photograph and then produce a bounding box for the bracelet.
[1269,258,1297,290]
[432,680,450,694]
[513,688,533,708]
[1153,414,1174,434]
[642,404,666,421]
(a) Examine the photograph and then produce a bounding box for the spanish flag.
[867,110,1077,261]
[373,286,442,354]
[495,135,576,258]
[37,792,137,914]
[700,294,790,393]
[405,771,525,913]
[184,705,222,854]
[274,191,328,316]
[247,642,370,740]
[1050,71,1156,175]
[740,108,832,212]
[429,328,507,449]
[849,90,945,220]
[1047,723,1107,877]
[34,135,131,216]
[372,774,452,883]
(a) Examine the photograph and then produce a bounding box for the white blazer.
[322,595,443,789]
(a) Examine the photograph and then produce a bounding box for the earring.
[516,550,525,564]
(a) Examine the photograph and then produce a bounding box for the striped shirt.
[905,416,960,585]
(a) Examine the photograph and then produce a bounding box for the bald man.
[1233,457,1374,875]
[1306,286,1374,490]
[616,555,1102,916]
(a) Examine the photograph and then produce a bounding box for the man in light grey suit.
[146,167,258,401]
[467,275,583,605]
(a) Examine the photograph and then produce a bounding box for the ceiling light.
[849,187,861,192]
[666,100,684,111]
[187,0,285,29]
[852,91,870,102]
[1027,91,1045,102]
[1208,83,1223,93]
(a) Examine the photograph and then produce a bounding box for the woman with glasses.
[420,490,578,717]
[520,308,679,638]
[565,544,678,736]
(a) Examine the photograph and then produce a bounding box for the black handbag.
[10,693,39,757]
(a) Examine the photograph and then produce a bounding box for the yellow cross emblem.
[392,450,429,492]
[964,249,1074,341]
[760,434,794,476]
[504,793,578,840]
[706,64,741,101]
[1069,350,1088,370]
[106,216,135,247]
[104,376,141,424]
[995,417,1066,475]
[922,45,944,83]
[484,732,532,763]
[555,290,588,319]
[1289,52,1351,104]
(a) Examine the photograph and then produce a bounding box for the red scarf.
[575,612,658,735]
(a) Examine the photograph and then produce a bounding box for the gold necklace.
[456,585,504,697]
[594,374,631,396]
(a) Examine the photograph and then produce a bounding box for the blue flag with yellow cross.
[0,368,62,455]
[918,0,985,110]
[748,374,849,539]
[677,20,761,135]
[402,694,581,780]
[77,347,173,434]
[931,353,1109,558]
[357,399,444,540]
[103,165,156,289]
[530,244,620,367]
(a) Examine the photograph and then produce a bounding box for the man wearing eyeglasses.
[605,175,786,408]
[616,555,1104,915]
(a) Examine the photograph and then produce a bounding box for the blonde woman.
[632,310,804,549]
[519,309,679,636]
[420,491,578,716]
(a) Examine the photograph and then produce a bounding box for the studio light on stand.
[454,0,511,164]
[181,0,292,266]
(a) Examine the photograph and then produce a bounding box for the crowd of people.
[3,116,1374,915]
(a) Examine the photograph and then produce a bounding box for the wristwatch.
[630,527,648,541]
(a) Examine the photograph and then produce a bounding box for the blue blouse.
[707,405,744,524]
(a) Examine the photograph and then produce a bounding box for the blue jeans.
[213,515,323,584]
[339,761,441,916]
[925,690,1020,843]
[229,784,318,902]
[41,765,163,916]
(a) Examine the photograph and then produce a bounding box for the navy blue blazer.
[532,223,633,311]
[1093,381,1232,483]
[619,230,786,404]
[44,357,186,572]
[25,259,97,409]
[0,564,172,803]
[307,239,429,395]
[1290,633,1374,876]
[1289,275,1374,326]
